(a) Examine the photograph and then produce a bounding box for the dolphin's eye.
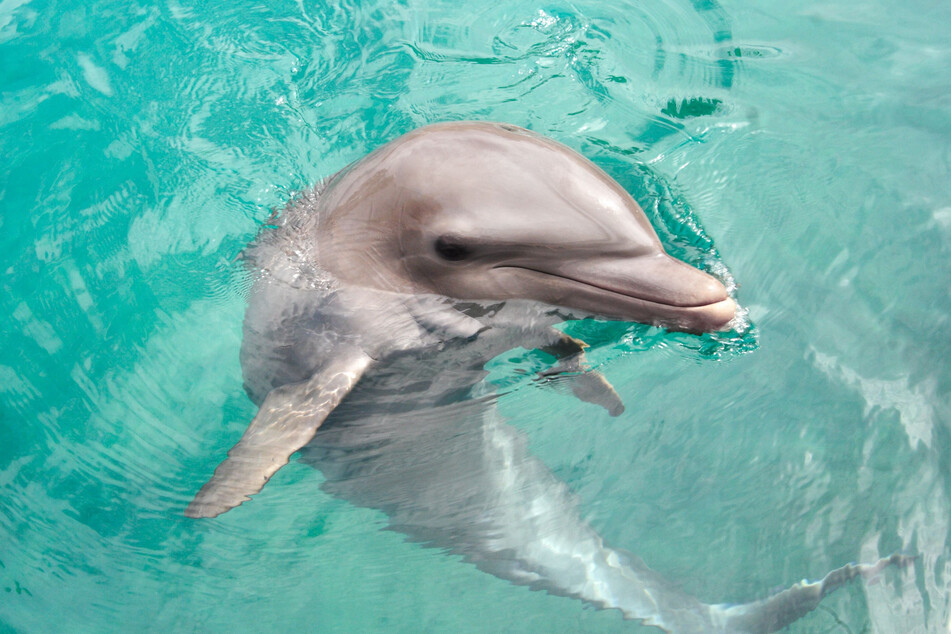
[434,236,471,261]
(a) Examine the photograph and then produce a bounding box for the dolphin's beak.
[606,253,737,333]
[497,252,737,333]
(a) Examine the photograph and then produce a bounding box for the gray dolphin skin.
[187,122,906,632]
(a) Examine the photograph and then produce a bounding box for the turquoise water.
[2,0,949,631]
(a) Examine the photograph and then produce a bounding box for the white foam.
[77,53,114,96]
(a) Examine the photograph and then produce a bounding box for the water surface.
[1,0,949,631]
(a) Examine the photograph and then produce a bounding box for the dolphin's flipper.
[712,553,915,633]
[538,332,625,416]
[186,347,373,518]
[565,370,625,416]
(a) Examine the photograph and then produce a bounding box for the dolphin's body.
[187,122,905,632]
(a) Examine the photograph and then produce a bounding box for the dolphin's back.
[305,390,721,630]
[302,356,909,633]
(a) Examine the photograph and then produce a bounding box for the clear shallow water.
[1,0,949,631]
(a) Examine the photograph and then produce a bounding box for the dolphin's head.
[318,122,736,333]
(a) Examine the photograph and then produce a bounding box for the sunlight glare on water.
[1,0,949,631]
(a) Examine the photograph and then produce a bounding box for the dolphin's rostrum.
[187,122,908,632]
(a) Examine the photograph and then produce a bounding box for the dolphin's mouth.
[494,263,737,332]
[507,268,726,308]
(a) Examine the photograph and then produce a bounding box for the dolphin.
[186,122,907,632]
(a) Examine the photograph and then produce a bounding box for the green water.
[1,0,949,631]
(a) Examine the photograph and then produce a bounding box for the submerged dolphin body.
[187,123,904,632]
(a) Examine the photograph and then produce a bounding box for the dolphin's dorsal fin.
[186,347,373,518]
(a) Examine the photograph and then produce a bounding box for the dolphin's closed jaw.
[495,252,737,333]
[675,296,737,333]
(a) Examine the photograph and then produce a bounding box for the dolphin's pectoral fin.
[186,347,373,519]
[536,332,625,417]
[537,362,625,417]
[567,370,625,417]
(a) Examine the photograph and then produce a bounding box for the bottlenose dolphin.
[187,122,906,632]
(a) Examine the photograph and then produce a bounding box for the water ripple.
[1,0,946,630]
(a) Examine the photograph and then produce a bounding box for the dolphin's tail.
[471,411,912,632]
[709,553,914,633]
